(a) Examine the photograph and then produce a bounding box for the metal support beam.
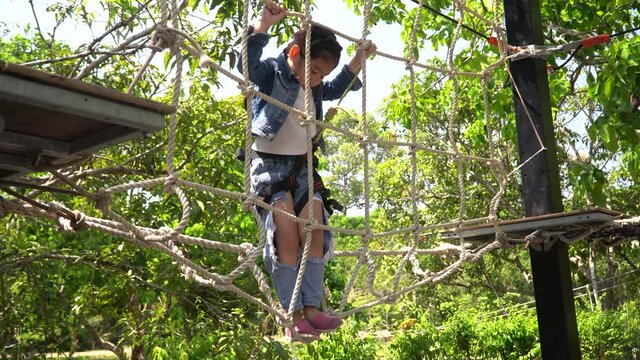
[0,131,69,157]
[503,0,581,358]
[0,153,29,172]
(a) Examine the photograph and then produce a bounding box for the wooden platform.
[440,208,622,241]
[0,61,175,180]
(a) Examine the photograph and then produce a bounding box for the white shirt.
[252,88,316,155]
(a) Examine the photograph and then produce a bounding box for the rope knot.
[164,172,180,194]
[145,226,175,243]
[524,229,550,251]
[300,115,315,127]
[303,219,318,234]
[359,136,369,148]
[70,210,87,232]
[237,242,254,261]
[243,194,261,212]
[238,83,256,97]
[408,144,417,155]
[149,25,178,52]
[382,292,398,304]
[495,229,511,248]
[405,60,416,70]
[458,246,472,261]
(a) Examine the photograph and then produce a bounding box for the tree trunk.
[588,241,600,309]
[131,344,145,360]
[602,246,618,310]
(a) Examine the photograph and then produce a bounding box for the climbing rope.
[3,0,636,341]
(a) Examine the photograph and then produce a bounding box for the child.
[241,1,376,339]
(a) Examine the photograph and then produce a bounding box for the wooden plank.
[1,97,110,141]
[0,61,175,115]
[0,74,166,133]
[441,208,622,240]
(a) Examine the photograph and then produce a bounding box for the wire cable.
[610,24,640,38]
[408,0,489,40]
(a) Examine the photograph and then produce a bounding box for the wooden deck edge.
[0,61,175,115]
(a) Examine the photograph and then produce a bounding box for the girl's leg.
[270,193,319,337]
[273,192,300,265]
[298,198,343,332]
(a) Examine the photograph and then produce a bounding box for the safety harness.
[237,148,344,216]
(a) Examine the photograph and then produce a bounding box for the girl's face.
[288,45,337,88]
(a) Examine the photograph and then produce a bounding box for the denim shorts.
[249,155,334,268]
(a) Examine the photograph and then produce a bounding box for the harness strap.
[293,167,344,216]
[242,149,344,216]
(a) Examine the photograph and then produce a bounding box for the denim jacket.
[239,30,362,141]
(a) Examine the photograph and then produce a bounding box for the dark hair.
[285,24,342,65]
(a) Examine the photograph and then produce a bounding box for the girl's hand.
[347,40,378,74]
[254,1,287,32]
[360,40,377,59]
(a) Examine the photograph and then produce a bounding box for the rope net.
[1,0,633,339]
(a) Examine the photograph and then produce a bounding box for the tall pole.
[502,0,581,359]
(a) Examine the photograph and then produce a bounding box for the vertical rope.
[240,0,286,325]
[242,0,254,198]
[166,0,182,176]
[359,0,383,300]
[338,256,363,313]
[487,0,509,241]
[391,0,426,295]
[287,0,314,322]
[446,0,467,244]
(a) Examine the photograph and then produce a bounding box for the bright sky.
[0,0,426,114]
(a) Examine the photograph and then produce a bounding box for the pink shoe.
[307,312,343,333]
[284,318,321,343]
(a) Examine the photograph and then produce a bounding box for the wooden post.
[502,0,581,359]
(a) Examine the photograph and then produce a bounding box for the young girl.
[242,2,375,339]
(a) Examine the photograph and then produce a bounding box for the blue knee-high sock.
[301,257,325,308]
[267,261,304,312]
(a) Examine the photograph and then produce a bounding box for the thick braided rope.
[360,0,386,302]
[166,0,182,176]
[237,2,275,315]
[339,241,503,317]
[242,0,254,199]
[389,0,425,299]
[1,196,291,320]
[285,0,315,322]
[333,0,377,307]
[446,0,467,243]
